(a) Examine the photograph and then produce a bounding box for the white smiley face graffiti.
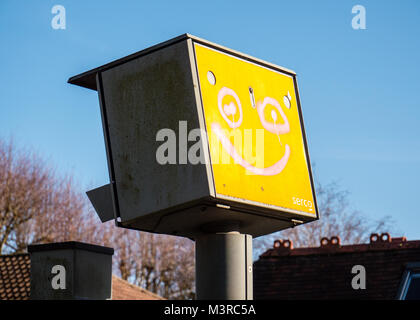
[211,86,292,176]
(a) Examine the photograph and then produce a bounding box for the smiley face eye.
[257,97,290,135]
[217,87,243,129]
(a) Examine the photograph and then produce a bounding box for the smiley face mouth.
[211,122,290,176]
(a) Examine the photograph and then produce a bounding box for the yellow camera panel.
[195,43,316,217]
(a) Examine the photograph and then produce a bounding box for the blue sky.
[1,0,419,240]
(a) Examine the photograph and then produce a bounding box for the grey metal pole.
[195,232,253,300]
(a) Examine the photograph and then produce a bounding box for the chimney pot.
[380,232,391,243]
[273,240,282,248]
[320,237,329,246]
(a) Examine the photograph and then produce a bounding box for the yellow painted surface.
[195,43,316,216]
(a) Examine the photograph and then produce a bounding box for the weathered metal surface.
[28,242,113,300]
[100,40,211,223]
[86,184,114,223]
